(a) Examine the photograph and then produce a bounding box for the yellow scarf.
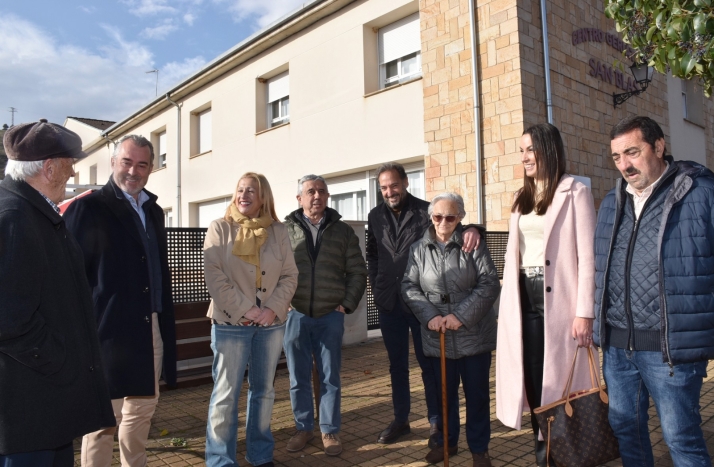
[228,204,274,288]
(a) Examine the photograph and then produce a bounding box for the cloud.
[121,0,178,16]
[212,0,306,28]
[141,19,180,39]
[183,12,196,25]
[79,5,97,14]
[0,13,206,127]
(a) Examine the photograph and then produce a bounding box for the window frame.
[378,13,422,90]
[157,130,167,168]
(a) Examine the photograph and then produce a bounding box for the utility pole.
[8,107,17,127]
[146,69,159,97]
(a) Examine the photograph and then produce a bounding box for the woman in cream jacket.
[203,172,298,467]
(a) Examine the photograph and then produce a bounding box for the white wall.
[667,73,707,166]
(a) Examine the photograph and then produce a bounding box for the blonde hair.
[224,172,279,222]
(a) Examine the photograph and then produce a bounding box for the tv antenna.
[8,107,17,126]
[146,69,159,97]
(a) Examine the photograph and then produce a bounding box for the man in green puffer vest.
[283,174,367,457]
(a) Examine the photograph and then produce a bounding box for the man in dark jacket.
[366,162,480,445]
[283,174,367,457]
[64,135,177,467]
[594,116,714,466]
[0,120,115,466]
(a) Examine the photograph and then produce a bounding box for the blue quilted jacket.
[593,157,714,365]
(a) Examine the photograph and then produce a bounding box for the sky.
[0,0,307,127]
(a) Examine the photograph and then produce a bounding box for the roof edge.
[88,0,354,153]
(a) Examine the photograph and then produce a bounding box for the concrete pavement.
[73,336,714,466]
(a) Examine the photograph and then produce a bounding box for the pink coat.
[496,174,598,432]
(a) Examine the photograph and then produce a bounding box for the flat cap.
[3,119,88,162]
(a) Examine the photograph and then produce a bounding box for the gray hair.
[113,134,154,164]
[376,162,407,181]
[427,192,466,218]
[5,159,45,181]
[297,174,328,195]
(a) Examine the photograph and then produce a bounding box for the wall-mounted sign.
[573,28,639,92]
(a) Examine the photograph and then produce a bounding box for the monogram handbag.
[533,346,620,467]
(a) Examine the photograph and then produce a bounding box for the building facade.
[70,0,713,231]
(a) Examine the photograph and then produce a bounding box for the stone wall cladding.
[420,0,711,230]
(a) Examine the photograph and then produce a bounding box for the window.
[681,79,704,126]
[198,109,212,153]
[406,169,425,200]
[331,191,367,221]
[378,13,422,88]
[158,131,167,168]
[198,197,230,228]
[164,209,173,228]
[267,72,289,127]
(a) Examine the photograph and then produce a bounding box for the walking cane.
[440,330,449,467]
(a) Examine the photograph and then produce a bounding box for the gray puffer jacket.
[402,225,500,359]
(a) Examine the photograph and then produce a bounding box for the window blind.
[198,109,212,153]
[158,131,167,156]
[267,72,290,103]
[379,13,420,65]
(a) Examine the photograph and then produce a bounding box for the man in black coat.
[367,163,480,446]
[64,135,177,467]
[0,120,115,466]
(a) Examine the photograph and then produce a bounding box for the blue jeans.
[284,309,345,434]
[0,443,73,467]
[430,352,492,453]
[379,309,440,425]
[603,345,711,467]
[205,323,286,467]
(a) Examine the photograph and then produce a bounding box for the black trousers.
[519,272,545,438]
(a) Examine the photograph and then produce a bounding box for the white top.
[518,210,545,267]
[625,162,669,220]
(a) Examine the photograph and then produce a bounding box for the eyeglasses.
[432,215,458,223]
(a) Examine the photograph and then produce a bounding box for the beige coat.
[496,175,598,431]
[204,219,298,324]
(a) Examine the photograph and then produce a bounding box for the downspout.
[101,133,113,151]
[467,0,485,225]
[540,0,554,123]
[101,134,114,182]
[165,93,182,227]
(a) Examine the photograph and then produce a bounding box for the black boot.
[535,437,547,467]
[532,413,555,467]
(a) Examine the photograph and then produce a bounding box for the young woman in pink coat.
[495,123,596,467]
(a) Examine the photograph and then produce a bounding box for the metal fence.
[166,228,209,303]
[166,228,509,331]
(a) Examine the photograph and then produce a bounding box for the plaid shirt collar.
[37,190,61,214]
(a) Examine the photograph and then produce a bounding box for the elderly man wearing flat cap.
[63,134,177,467]
[0,119,115,467]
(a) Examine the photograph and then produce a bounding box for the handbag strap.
[562,345,607,416]
[546,415,554,465]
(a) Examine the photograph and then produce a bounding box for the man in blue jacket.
[593,116,714,466]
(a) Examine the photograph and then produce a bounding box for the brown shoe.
[472,451,492,467]
[286,430,314,452]
[425,445,458,464]
[322,433,342,456]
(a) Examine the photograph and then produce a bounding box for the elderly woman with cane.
[402,192,500,467]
